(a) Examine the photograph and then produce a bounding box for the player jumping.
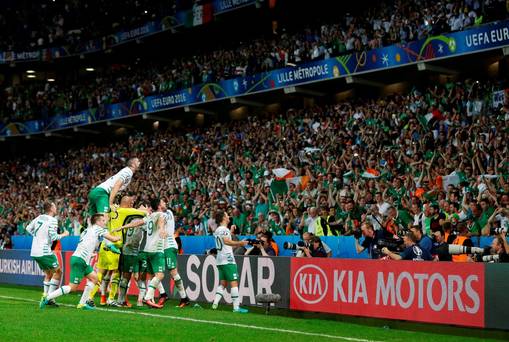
[86,157,140,224]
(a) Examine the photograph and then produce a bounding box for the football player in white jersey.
[86,157,140,220]
[211,210,249,313]
[157,208,190,308]
[26,202,69,306]
[86,158,140,257]
[115,198,168,308]
[40,214,120,310]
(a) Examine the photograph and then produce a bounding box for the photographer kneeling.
[382,232,433,261]
[432,229,452,261]
[244,232,276,257]
[432,229,485,261]
[409,225,432,253]
[481,230,509,263]
[354,222,387,259]
[301,236,328,258]
[285,232,332,257]
[302,232,332,257]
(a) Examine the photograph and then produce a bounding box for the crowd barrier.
[0,249,507,330]
[11,235,499,258]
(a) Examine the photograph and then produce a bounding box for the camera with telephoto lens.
[490,227,507,235]
[283,240,307,250]
[482,254,501,262]
[377,237,405,252]
[447,245,484,255]
[246,238,262,246]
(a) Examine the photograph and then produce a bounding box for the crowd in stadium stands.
[2,0,507,123]
[1,77,508,254]
[0,0,175,52]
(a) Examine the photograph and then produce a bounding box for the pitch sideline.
[0,294,383,342]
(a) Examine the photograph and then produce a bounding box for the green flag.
[270,180,288,198]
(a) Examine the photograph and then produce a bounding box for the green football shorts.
[164,248,178,270]
[69,256,93,284]
[217,264,239,282]
[33,254,59,271]
[87,187,110,216]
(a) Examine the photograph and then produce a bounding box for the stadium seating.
[1,0,503,123]
[0,1,508,260]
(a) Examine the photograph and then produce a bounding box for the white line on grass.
[0,295,383,342]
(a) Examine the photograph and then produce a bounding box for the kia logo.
[293,264,328,304]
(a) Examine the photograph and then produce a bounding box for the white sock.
[49,278,60,294]
[118,278,128,303]
[100,275,110,296]
[43,281,50,295]
[231,287,240,310]
[157,282,166,296]
[137,280,146,302]
[213,285,224,306]
[80,281,95,305]
[145,278,161,301]
[47,285,71,301]
[173,274,187,299]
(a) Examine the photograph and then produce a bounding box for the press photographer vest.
[452,235,468,262]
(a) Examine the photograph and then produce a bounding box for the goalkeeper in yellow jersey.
[89,196,143,306]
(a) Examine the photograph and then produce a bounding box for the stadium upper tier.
[1,0,507,125]
[0,0,501,55]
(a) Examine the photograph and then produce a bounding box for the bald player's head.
[120,196,135,208]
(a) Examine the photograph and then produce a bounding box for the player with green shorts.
[115,198,169,308]
[211,210,249,313]
[40,214,120,310]
[27,202,69,306]
[155,209,190,307]
[86,158,140,217]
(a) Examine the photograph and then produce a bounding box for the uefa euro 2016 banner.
[1,249,509,330]
[2,20,509,137]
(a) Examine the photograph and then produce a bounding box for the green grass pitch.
[0,285,507,341]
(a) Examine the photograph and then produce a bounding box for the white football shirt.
[214,225,235,265]
[26,214,59,257]
[97,167,133,194]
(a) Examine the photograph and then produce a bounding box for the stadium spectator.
[0,76,508,265]
[1,0,504,123]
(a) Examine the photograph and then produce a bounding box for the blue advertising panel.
[0,250,63,286]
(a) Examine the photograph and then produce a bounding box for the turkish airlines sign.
[290,258,485,328]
